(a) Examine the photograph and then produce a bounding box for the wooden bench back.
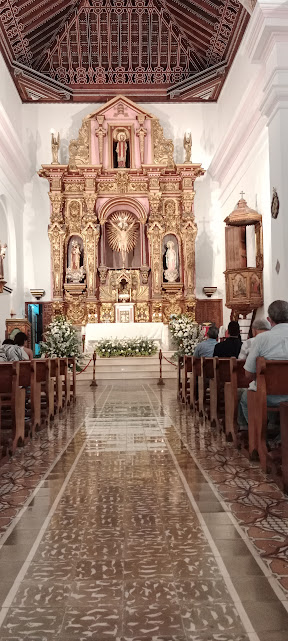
[0,363,14,393]
[18,362,32,387]
[202,357,214,379]
[233,358,249,388]
[257,358,288,395]
[49,358,59,377]
[59,358,68,375]
[184,356,193,374]
[214,357,231,383]
[192,357,201,377]
[35,360,49,383]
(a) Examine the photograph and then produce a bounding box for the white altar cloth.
[85,322,170,351]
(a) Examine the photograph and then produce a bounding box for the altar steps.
[78,352,177,381]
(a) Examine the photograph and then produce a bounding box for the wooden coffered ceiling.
[0,0,252,103]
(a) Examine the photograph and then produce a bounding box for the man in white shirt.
[238,300,288,426]
[238,319,271,360]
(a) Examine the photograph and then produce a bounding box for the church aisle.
[0,382,287,640]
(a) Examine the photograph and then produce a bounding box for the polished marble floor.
[0,381,288,640]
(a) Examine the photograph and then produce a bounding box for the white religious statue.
[51,130,60,164]
[107,211,139,268]
[164,240,179,283]
[116,131,128,168]
[0,241,7,281]
[183,129,192,163]
[71,240,81,270]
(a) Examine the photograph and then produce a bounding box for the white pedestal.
[114,303,135,323]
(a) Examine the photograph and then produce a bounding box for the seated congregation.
[0,337,76,460]
[179,299,288,493]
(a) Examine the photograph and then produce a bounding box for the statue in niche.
[113,129,130,168]
[66,237,85,284]
[71,240,81,271]
[164,240,179,283]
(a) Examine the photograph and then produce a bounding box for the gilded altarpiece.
[39,96,204,325]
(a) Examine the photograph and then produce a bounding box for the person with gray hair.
[238,300,288,427]
[193,325,219,358]
[238,318,271,360]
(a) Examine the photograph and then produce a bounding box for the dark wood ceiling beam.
[165,0,220,21]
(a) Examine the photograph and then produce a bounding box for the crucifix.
[240,191,245,200]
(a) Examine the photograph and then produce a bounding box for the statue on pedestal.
[116,132,128,168]
[51,132,60,164]
[164,240,179,283]
[107,212,138,268]
[183,130,192,163]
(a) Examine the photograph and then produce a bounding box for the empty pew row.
[0,357,76,463]
[179,354,288,493]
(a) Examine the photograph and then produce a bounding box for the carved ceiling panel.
[0,0,251,103]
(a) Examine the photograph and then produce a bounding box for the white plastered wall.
[0,54,26,342]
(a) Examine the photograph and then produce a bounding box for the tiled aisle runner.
[0,382,287,640]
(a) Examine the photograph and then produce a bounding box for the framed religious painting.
[271,188,280,219]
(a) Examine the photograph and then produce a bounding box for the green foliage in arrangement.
[94,337,157,358]
[40,315,82,368]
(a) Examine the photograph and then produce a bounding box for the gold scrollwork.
[152,119,174,168]
[100,303,115,323]
[135,303,150,323]
[151,302,162,323]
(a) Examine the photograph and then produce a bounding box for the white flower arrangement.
[169,313,205,357]
[40,315,82,368]
[94,337,157,358]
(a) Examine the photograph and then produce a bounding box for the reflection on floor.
[0,381,287,640]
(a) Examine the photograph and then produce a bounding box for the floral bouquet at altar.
[40,315,82,368]
[169,313,205,358]
[94,337,157,358]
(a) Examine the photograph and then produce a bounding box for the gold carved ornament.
[147,223,163,295]
[151,302,162,322]
[163,200,180,232]
[68,119,90,168]
[152,119,174,168]
[52,301,65,317]
[135,303,149,323]
[107,212,139,268]
[87,303,98,323]
[65,292,87,325]
[48,224,65,298]
[100,303,115,323]
[163,293,183,323]
[49,193,63,224]
[182,223,197,297]
[66,201,82,234]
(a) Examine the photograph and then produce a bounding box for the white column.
[248,1,288,299]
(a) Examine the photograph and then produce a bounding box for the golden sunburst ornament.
[107,212,139,267]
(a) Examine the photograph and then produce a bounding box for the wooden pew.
[210,358,232,429]
[199,357,214,419]
[32,359,52,428]
[68,357,76,403]
[59,358,70,408]
[280,402,288,494]
[224,358,249,444]
[50,358,62,414]
[181,356,193,404]
[189,357,201,412]
[177,357,184,401]
[0,362,26,455]
[18,361,33,439]
[247,358,288,472]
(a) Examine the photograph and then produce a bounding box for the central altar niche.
[39,95,204,325]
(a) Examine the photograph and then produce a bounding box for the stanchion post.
[157,348,165,386]
[90,351,98,387]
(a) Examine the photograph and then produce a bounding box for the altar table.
[85,322,170,351]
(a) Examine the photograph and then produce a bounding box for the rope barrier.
[76,357,92,375]
[162,354,177,368]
